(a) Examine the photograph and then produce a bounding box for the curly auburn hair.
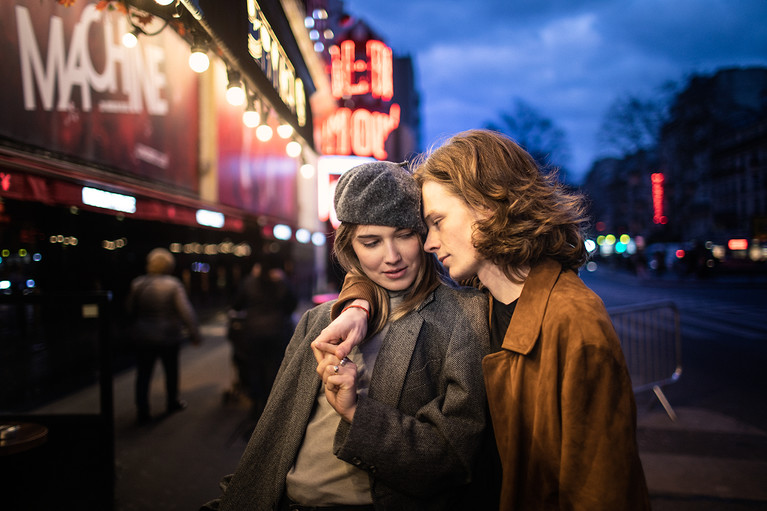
[413,129,589,283]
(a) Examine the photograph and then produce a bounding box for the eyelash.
[360,231,414,247]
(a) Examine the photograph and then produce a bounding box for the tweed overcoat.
[203,282,489,510]
[483,258,650,510]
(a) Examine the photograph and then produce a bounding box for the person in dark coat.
[127,248,201,425]
[229,258,297,417]
[201,161,489,510]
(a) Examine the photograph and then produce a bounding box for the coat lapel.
[502,258,562,355]
[284,340,323,436]
[366,309,424,407]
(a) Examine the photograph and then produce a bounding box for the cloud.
[342,0,767,181]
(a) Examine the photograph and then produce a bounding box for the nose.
[384,240,402,264]
[423,228,438,253]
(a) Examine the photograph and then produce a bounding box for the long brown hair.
[333,223,440,336]
[414,129,589,283]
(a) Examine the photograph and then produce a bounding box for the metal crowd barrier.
[608,300,682,420]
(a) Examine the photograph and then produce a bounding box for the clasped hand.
[312,343,358,423]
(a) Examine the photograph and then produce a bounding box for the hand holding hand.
[314,352,358,423]
[311,300,370,360]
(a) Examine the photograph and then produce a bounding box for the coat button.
[352,457,362,466]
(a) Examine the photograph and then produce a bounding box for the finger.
[316,356,335,379]
[311,341,324,365]
[334,340,356,360]
[312,339,342,358]
[314,328,343,347]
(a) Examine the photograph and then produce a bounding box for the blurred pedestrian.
[320,130,650,510]
[201,161,489,510]
[228,258,296,418]
[127,248,201,425]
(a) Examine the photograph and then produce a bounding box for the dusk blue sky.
[342,0,767,183]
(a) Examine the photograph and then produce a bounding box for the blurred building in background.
[581,67,767,275]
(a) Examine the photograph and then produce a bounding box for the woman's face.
[421,180,486,282]
[351,225,423,292]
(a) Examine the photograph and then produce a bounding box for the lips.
[384,267,407,279]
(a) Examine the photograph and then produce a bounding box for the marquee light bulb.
[189,50,209,73]
[286,140,302,158]
[243,109,260,128]
[277,124,293,139]
[300,164,315,179]
[226,84,246,106]
[256,124,273,141]
[122,30,138,48]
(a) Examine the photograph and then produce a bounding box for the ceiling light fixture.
[277,123,294,139]
[242,98,261,128]
[286,140,303,158]
[226,69,246,106]
[188,37,209,73]
[122,27,140,48]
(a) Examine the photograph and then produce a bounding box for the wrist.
[343,404,357,423]
[342,303,370,320]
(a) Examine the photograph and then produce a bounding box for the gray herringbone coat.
[202,282,489,510]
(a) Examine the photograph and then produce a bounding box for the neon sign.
[322,40,400,159]
[330,40,393,100]
[651,172,667,224]
[321,104,400,159]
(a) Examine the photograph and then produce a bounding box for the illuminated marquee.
[651,172,667,224]
[322,40,400,159]
[15,4,168,115]
[246,0,307,127]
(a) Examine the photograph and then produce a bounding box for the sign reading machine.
[2,1,199,191]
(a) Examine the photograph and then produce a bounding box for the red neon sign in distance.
[329,40,393,100]
[651,172,666,224]
[728,239,748,251]
[324,40,400,159]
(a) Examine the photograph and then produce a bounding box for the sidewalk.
[30,310,767,510]
[635,397,767,510]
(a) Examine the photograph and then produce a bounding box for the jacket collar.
[498,258,563,355]
[366,287,436,406]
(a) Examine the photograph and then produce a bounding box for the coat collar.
[498,258,563,355]
[366,289,432,406]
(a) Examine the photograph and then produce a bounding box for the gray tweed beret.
[334,161,426,235]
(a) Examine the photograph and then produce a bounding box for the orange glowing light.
[728,239,748,251]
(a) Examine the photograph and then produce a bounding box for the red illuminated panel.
[651,173,667,224]
[321,104,400,159]
[329,40,393,100]
[728,239,748,251]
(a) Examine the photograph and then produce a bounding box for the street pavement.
[32,304,767,510]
